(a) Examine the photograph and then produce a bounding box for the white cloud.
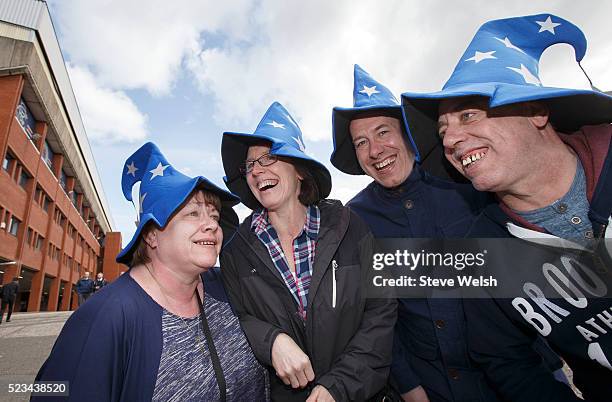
[50,0,253,95]
[185,0,612,143]
[67,64,148,144]
[52,0,612,142]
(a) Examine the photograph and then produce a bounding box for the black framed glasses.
[240,153,279,175]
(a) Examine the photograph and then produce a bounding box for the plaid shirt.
[251,205,320,320]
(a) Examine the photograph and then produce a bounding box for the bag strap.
[197,291,227,402]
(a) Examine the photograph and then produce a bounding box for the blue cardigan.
[33,269,229,402]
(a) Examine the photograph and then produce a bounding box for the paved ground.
[0,312,71,402]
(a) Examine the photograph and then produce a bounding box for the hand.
[305,385,335,402]
[401,386,430,402]
[271,333,315,388]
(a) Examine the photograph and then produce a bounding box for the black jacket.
[1,281,18,302]
[93,279,108,292]
[221,200,397,401]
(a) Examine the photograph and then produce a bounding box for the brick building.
[0,0,123,312]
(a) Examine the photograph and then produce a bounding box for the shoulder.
[223,214,254,252]
[467,204,512,237]
[202,268,230,304]
[422,171,493,212]
[319,199,372,241]
[72,274,161,327]
[346,181,377,209]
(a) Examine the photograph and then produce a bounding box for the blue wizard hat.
[116,142,240,265]
[222,102,332,210]
[402,13,612,134]
[331,64,421,175]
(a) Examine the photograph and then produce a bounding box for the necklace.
[144,263,226,401]
[144,263,204,346]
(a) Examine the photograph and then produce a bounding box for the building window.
[42,195,50,212]
[71,190,78,207]
[59,169,67,191]
[15,98,37,142]
[19,169,31,189]
[2,153,13,172]
[35,235,44,250]
[9,216,20,236]
[42,140,53,169]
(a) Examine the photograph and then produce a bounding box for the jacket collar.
[372,162,424,199]
[236,200,349,291]
[499,124,612,233]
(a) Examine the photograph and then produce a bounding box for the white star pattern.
[149,162,169,180]
[494,37,526,54]
[465,50,497,63]
[125,161,138,177]
[266,120,285,129]
[536,16,561,34]
[359,85,380,97]
[293,136,306,151]
[139,192,147,214]
[507,64,541,86]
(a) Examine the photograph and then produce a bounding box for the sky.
[45,0,612,247]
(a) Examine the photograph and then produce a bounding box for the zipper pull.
[332,260,338,308]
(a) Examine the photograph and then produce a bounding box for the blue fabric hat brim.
[401,84,612,181]
[116,176,240,266]
[222,131,332,211]
[402,83,612,133]
[330,105,422,175]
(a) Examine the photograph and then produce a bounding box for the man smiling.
[331,65,500,402]
[402,13,612,402]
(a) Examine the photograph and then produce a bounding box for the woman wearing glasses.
[220,102,397,402]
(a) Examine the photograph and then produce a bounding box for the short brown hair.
[130,190,221,267]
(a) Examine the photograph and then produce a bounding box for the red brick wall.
[0,74,110,312]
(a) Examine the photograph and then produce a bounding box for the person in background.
[93,272,108,292]
[35,142,268,401]
[0,277,19,324]
[221,102,396,401]
[75,271,94,306]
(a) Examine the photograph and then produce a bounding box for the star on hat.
[266,120,285,129]
[536,16,561,34]
[149,162,169,180]
[402,12,612,142]
[494,37,526,54]
[126,161,138,177]
[359,85,380,97]
[465,50,497,63]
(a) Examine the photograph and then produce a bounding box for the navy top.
[348,165,498,401]
[34,268,267,402]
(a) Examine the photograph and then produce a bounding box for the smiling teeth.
[375,157,395,170]
[195,241,215,246]
[257,179,277,190]
[462,152,485,167]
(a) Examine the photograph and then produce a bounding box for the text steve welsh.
[373,274,498,288]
